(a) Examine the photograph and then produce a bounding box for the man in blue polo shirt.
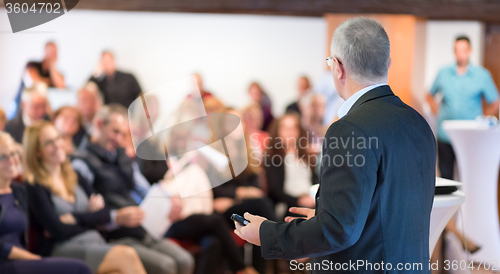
[427,35,499,179]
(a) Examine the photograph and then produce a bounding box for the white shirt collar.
[337,83,387,119]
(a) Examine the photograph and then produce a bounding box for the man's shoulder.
[4,115,24,140]
[330,93,430,138]
[116,70,137,80]
[4,119,18,131]
[72,146,100,167]
[26,61,41,68]
[433,64,456,79]
[439,63,456,72]
[469,64,492,77]
[73,147,91,159]
[5,112,23,126]
[326,118,363,134]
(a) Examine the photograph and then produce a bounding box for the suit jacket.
[4,112,50,144]
[90,71,142,109]
[4,112,25,144]
[260,85,436,273]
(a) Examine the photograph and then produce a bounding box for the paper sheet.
[140,183,172,239]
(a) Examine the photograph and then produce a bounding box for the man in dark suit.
[235,17,436,273]
[4,83,49,143]
[90,51,142,109]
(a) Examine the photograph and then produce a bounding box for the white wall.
[0,10,326,115]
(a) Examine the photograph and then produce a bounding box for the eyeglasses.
[0,152,17,163]
[326,57,343,67]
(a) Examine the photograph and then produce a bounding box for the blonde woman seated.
[23,121,146,274]
[0,131,92,274]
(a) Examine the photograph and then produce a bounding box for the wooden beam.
[68,0,500,23]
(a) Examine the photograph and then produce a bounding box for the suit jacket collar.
[346,85,394,116]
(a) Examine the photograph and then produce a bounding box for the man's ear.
[388,57,392,70]
[336,60,345,80]
[95,118,103,131]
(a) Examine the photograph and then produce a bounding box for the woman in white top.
[264,113,318,215]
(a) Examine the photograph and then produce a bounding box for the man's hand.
[426,94,439,115]
[233,212,267,246]
[115,206,145,228]
[284,207,315,223]
[213,197,235,213]
[168,196,183,222]
[236,186,264,200]
[88,194,105,212]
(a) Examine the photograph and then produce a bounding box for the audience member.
[241,104,269,161]
[162,161,259,274]
[72,104,195,274]
[53,106,87,155]
[285,76,312,116]
[301,94,327,148]
[248,82,274,131]
[90,51,142,109]
[8,42,66,120]
[26,42,66,89]
[133,102,258,274]
[5,83,49,143]
[23,122,147,274]
[264,113,317,213]
[211,108,276,274]
[313,70,343,125]
[0,131,91,274]
[427,35,492,255]
[77,82,103,133]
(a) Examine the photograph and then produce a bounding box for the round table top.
[442,120,500,131]
[433,177,465,208]
[310,178,465,208]
[433,190,465,208]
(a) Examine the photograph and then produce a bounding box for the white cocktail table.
[430,178,465,254]
[443,120,500,262]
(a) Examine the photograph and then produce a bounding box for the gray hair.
[78,81,103,103]
[21,82,48,103]
[330,17,390,85]
[92,103,128,126]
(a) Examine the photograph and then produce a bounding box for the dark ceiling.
[71,0,500,23]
